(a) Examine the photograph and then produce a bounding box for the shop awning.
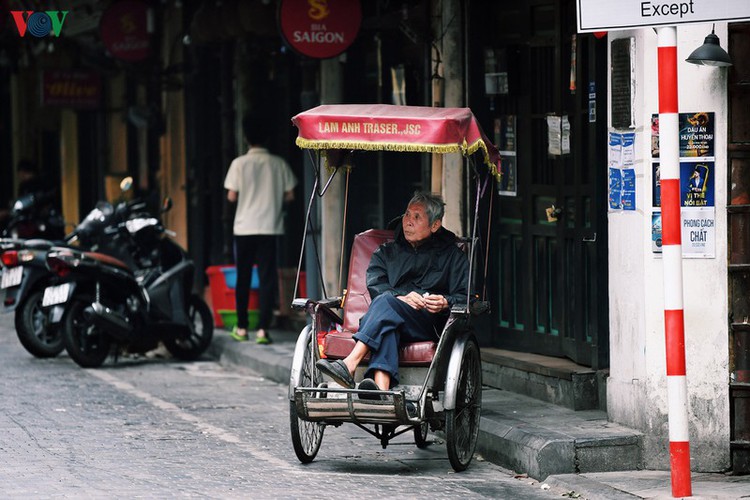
[292,104,501,179]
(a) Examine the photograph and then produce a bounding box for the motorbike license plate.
[42,283,71,307]
[1,266,22,289]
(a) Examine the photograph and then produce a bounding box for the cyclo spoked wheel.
[62,296,112,368]
[15,289,64,358]
[445,338,482,472]
[289,328,324,463]
[163,295,214,360]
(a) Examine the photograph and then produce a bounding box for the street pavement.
[209,323,750,500]
[1,307,748,499]
[0,311,577,499]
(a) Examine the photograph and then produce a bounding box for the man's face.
[402,202,440,247]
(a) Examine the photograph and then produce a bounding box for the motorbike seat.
[84,251,131,272]
[322,229,437,366]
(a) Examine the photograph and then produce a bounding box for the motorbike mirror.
[120,176,134,192]
[161,197,173,213]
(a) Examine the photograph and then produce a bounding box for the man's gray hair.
[408,191,445,224]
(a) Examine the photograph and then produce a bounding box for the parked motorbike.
[44,197,214,368]
[2,237,69,357]
[0,196,140,358]
[2,190,65,240]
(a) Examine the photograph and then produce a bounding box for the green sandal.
[256,334,272,345]
[230,326,249,342]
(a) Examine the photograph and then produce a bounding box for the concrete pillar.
[436,0,464,236]
[319,58,345,296]
[60,110,80,226]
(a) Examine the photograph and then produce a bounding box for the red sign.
[100,0,151,62]
[279,0,361,59]
[41,70,102,109]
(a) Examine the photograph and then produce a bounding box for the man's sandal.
[315,359,355,388]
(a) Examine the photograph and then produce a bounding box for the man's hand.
[397,292,448,313]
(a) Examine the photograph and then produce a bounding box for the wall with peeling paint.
[606,23,730,472]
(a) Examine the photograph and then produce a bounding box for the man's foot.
[230,326,249,342]
[255,329,272,345]
[357,378,380,400]
[315,359,355,388]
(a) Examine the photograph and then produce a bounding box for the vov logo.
[10,11,69,37]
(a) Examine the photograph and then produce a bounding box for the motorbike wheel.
[163,294,214,361]
[62,296,112,368]
[15,289,64,358]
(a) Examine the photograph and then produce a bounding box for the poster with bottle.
[652,211,662,253]
[652,162,661,207]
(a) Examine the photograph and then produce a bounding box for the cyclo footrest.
[294,387,414,424]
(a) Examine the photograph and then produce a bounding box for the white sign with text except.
[577,0,750,32]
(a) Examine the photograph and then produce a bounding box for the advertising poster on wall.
[681,207,716,258]
[608,131,636,211]
[651,112,715,159]
[650,112,716,258]
[652,211,662,253]
[652,162,661,208]
[609,167,622,210]
[680,161,714,207]
[679,112,714,158]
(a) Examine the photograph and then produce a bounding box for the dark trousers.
[234,235,276,330]
[352,294,444,387]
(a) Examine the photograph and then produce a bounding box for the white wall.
[607,23,730,472]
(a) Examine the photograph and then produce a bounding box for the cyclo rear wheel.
[289,327,325,463]
[445,336,482,472]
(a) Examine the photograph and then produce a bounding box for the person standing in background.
[224,116,297,344]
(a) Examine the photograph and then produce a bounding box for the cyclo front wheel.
[289,327,325,463]
[445,336,482,472]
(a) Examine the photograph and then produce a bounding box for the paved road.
[0,312,570,499]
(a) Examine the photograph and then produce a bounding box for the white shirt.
[224,147,297,235]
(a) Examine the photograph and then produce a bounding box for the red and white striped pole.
[657,26,692,498]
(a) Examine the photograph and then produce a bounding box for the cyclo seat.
[322,229,437,366]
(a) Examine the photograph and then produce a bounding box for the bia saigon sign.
[279,0,361,59]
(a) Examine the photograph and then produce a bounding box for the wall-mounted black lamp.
[686,25,732,67]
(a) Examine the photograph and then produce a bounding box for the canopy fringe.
[297,137,502,182]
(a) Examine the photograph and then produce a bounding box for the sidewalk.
[209,326,750,500]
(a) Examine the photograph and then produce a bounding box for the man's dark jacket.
[366,223,469,309]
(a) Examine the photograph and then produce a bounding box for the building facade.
[1,0,747,474]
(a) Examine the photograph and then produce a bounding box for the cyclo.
[287,104,501,472]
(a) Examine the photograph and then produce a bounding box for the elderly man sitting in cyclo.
[316,191,469,397]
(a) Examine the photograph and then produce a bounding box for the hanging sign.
[577,0,750,32]
[100,0,152,62]
[41,70,101,109]
[279,0,361,59]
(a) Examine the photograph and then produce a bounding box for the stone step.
[476,388,643,480]
[481,348,605,411]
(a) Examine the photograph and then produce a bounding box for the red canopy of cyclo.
[291,104,501,180]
